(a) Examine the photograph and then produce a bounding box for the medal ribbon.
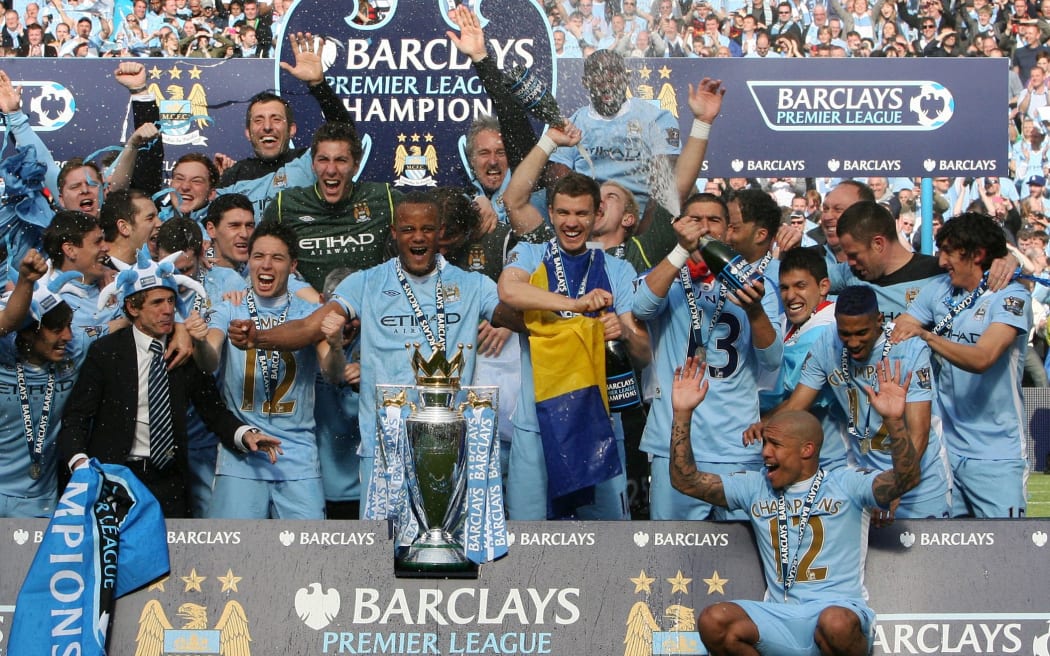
[245,290,290,410]
[680,267,727,357]
[364,401,409,525]
[17,362,55,477]
[395,255,446,352]
[464,404,494,564]
[932,273,989,337]
[839,323,894,440]
[192,268,208,316]
[777,468,826,601]
[547,239,594,318]
[486,421,508,562]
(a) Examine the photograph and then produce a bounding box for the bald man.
[668,356,921,656]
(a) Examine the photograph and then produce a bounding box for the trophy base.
[394,530,479,579]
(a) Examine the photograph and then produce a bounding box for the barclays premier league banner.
[2,519,1050,656]
[548,57,1005,178]
[0,5,1005,179]
[276,0,557,189]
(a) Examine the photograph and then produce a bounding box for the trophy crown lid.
[411,344,465,387]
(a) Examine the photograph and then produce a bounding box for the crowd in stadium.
[0,0,288,57]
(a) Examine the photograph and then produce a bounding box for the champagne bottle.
[605,339,641,411]
[697,235,759,293]
[501,64,565,126]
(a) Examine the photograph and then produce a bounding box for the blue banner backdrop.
[278,0,556,189]
[0,58,277,176]
[0,34,1006,181]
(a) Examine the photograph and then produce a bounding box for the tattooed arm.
[864,358,923,507]
[668,357,728,507]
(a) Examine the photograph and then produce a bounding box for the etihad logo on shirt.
[298,233,377,251]
[746,81,954,132]
[380,312,463,328]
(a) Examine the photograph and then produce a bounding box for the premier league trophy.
[367,344,508,578]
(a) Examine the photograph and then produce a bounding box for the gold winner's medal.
[29,463,42,480]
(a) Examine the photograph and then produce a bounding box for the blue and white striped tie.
[147,339,175,470]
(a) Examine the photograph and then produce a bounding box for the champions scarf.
[525,247,621,515]
[9,459,169,656]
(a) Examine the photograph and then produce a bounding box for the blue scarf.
[9,460,169,656]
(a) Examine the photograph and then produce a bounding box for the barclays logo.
[746,81,954,132]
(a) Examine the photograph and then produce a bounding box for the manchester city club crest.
[623,569,723,655]
[353,202,372,223]
[442,282,461,303]
[467,245,486,271]
[394,134,439,188]
[134,568,253,656]
[148,65,211,146]
[630,74,678,118]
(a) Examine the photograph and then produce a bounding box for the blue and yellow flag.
[526,252,621,509]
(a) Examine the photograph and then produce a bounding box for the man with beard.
[633,191,782,521]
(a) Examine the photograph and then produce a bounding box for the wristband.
[690,119,711,140]
[666,244,691,269]
[537,134,558,156]
[128,85,148,94]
